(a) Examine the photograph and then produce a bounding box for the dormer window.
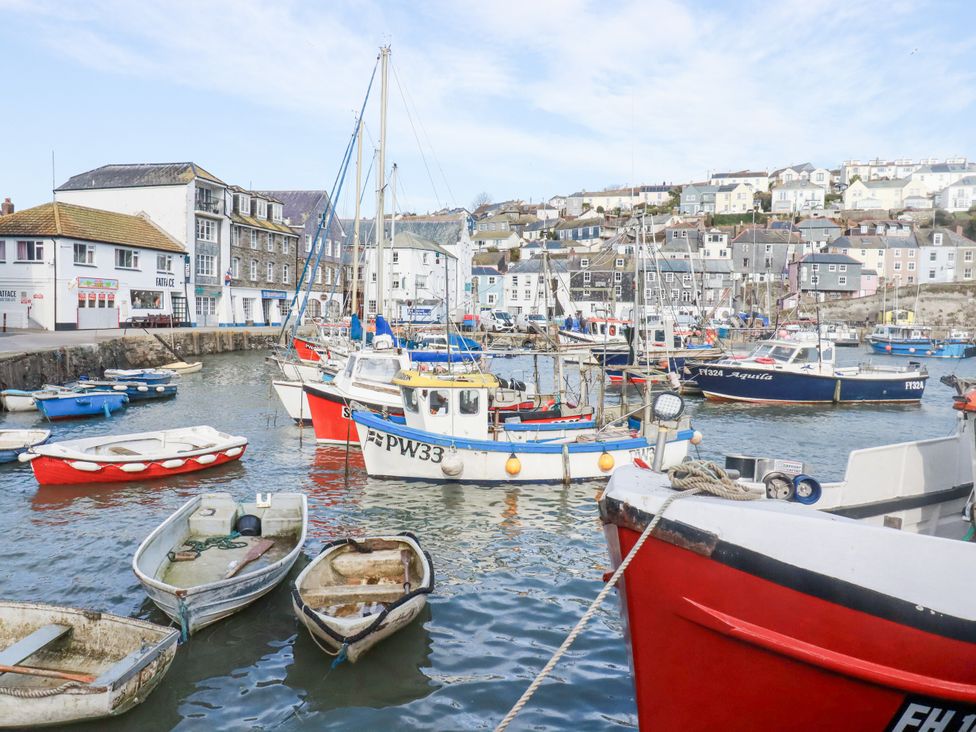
[255,199,267,219]
[934,233,943,246]
[237,194,249,214]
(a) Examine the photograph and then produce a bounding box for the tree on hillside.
[471,192,492,210]
[934,209,953,227]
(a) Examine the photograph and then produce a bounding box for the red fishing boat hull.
[29,445,246,486]
[303,384,399,445]
[293,337,320,362]
[605,518,976,731]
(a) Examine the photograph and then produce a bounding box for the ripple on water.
[0,349,967,730]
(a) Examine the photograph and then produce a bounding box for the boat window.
[357,357,399,383]
[768,345,794,362]
[459,389,480,415]
[343,355,357,378]
[821,348,834,362]
[402,387,419,413]
[793,347,816,363]
[428,390,449,416]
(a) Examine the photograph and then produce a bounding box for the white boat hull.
[161,361,203,374]
[0,393,38,412]
[272,380,311,423]
[133,493,308,635]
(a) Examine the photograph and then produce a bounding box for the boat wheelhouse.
[867,324,976,359]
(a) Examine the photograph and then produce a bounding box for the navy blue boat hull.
[35,392,129,420]
[687,363,927,403]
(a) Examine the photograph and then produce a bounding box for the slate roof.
[711,170,767,178]
[918,227,976,247]
[831,234,919,249]
[859,178,909,189]
[731,228,800,245]
[796,218,841,230]
[773,180,824,190]
[0,202,185,253]
[506,258,568,274]
[799,252,861,264]
[472,266,501,277]
[57,162,224,191]
[555,218,602,231]
[389,230,455,257]
[228,212,296,235]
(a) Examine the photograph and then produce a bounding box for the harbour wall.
[0,329,279,390]
[811,282,976,326]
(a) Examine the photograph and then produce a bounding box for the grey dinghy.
[292,533,433,663]
[133,493,308,636]
[0,601,178,728]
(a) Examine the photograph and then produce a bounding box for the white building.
[708,171,769,191]
[504,258,571,316]
[937,176,976,212]
[909,163,976,196]
[771,181,826,213]
[842,179,910,211]
[0,202,186,330]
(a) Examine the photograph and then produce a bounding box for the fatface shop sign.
[156,276,176,288]
[0,289,15,302]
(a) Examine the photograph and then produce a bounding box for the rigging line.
[390,60,444,209]
[394,63,458,209]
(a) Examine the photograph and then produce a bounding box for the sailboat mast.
[374,45,390,319]
[350,113,364,316]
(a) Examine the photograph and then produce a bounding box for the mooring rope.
[494,460,759,731]
[0,681,86,698]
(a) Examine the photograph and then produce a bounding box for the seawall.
[0,329,279,390]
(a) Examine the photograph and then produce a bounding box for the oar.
[0,664,95,683]
[224,539,275,578]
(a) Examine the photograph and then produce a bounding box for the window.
[282,264,290,284]
[810,275,820,285]
[894,249,902,257]
[487,293,497,305]
[929,269,936,279]
[614,285,622,298]
[665,272,674,282]
[326,268,333,285]
[934,233,943,245]
[195,253,214,276]
[157,254,173,272]
[646,271,656,282]
[271,203,283,222]
[70,242,95,265]
[250,260,258,281]
[811,263,820,272]
[967,251,975,262]
[368,299,376,314]
[828,264,837,272]
[908,261,916,271]
[243,298,253,320]
[392,251,399,264]
[894,261,902,271]
[488,276,496,285]
[255,199,267,219]
[195,296,216,315]
[966,268,973,280]
[838,264,847,272]
[615,258,624,268]
[371,272,377,283]
[0,241,5,262]
[267,235,275,253]
[231,227,240,246]
[16,240,44,262]
[459,390,480,415]
[115,248,139,269]
[282,238,290,255]
[131,290,163,309]
[250,230,258,249]
[196,218,217,242]
[583,289,591,298]
[315,267,323,284]
[428,390,449,416]
[583,271,591,284]
[613,271,622,283]
[907,249,915,258]
[581,258,590,268]
[512,276,519,287]
[305,235,312,253]
[682,273,692,284]
[929,251,937,262]
[838,276,847,285]
[266,263,275,282]
[231,257,240,278]
[236,194,249,214]
[524,289,531,300]
[403,387,419,413]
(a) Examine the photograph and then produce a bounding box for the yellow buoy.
[690,430,703,445]
[598,451,615,472]
[505,453,521,476]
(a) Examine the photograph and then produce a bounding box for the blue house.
[472,266,505,309]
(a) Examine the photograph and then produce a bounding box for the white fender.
[119,462,148,473]
[195,454,217,465]
[137,386,149,392]
[161,459,185,469]
[113,385,127,391]
[17,452,39,463]
[155,386,165,392]
[68,460,102,472]
[224,447,243,458]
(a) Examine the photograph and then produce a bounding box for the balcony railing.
[195,197,223,215]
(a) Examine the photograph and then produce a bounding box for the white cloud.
[4,0,975,210]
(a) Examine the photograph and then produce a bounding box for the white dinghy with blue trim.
[353,370,697,483]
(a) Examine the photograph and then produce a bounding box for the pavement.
[0,326,285,355]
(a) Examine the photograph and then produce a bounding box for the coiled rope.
[494,460,759,731]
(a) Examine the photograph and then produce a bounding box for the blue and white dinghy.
[0,429,50,463]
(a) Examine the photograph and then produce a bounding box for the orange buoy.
[598,451,615,472]
[505,453,522,476]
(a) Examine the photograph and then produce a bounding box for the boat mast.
[350,113,364,318]
[391,162,397,322]
[374,45,390,320]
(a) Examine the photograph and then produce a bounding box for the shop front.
[194,286,222,327]
[261,289,287,326]
[76,277,119,329]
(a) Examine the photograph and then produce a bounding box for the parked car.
[515,313,549,333]
[479,308,515,332]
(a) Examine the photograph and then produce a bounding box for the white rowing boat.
[161,361,203,374]
[0,429,50,463]
[0,601,178,728]
[133,492,307,636]
[292,533,433,663]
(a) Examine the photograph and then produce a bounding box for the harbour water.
[0,349,968,730]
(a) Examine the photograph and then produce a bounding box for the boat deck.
[161,534,298,588]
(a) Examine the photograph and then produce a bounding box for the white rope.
[495,460,759,730]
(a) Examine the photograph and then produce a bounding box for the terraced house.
[226,188,300,326]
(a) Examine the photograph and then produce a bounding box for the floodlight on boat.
[652,392,685,422]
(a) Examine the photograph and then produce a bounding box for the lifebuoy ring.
[755,357,775,364]
[609,326,616,336]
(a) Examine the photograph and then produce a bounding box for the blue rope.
[330,643,349,669]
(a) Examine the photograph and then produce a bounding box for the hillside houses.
[771,181,826,213]
[679,183,752,215]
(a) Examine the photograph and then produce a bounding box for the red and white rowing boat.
[19,425,247,485]
[600,463,976,731]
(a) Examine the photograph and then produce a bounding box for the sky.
[1,0,975,216]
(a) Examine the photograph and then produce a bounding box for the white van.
[479,308,515,332]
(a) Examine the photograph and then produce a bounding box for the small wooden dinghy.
[103,368,175,384]
[0,429,50,464]
[1,386,73,412]
[19,425,246,485]
[292,533,433,663]
[0,601,178,728]
[133,492,308,636]
[161,361,203,374]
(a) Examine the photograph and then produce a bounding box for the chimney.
[0,198,13,216]
[957,225,964,235]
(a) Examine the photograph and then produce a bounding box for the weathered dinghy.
[103,368,175,384]
[1,386,75,413]
[74,379,178,402]
[20,425,246,485]
[0,429,50,464]
[292,533,434,663]
[0,601,178,728]
[133,492,307,636]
